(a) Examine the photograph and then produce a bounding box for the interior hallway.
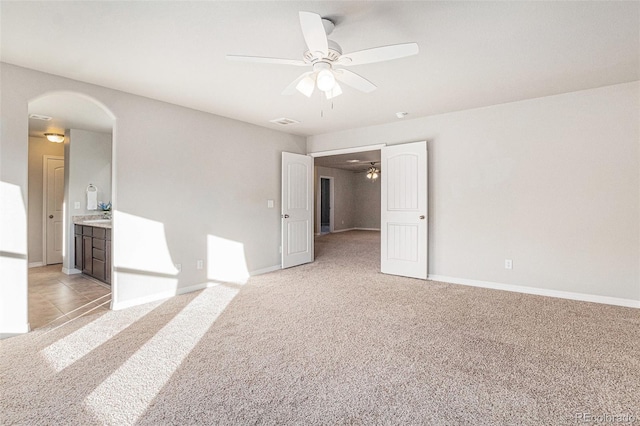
[28,265,111,330]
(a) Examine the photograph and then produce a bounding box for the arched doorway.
[27,91,116,330]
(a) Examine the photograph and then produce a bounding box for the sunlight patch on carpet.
[41,299,162,372]
[84,284,238,425]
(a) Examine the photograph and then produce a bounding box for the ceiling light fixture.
[44,133,65,143]
[316,67,336,92]
[29,113,53,121]
[366,163,380,181]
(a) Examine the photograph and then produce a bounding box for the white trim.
[250,264,281,275]
[28,262,44,268]
[308,144,386,158]
[176,282,219,295]
[331,227,380,233]
[62,267,81,275]
[428,275,640,309]
[332,227,356,233]
[0,322,30,336]
[111,291,175,311]
[113,265,284,310]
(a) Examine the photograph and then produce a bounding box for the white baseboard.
[111,291,175,311]
[113,265,283,311]
[0,322,30,337]
[176,282,219,295]
[331,227,380,233]
[28,262,43,268]
[62,267,81,275]
[428,274,640,309]
[332,228,355,233]
[250,264,281,276]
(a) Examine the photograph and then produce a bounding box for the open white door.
[282,152,314,269]
[381,141,427,279]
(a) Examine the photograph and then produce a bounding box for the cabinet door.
[83,235,93,275]
[105,240,111,284]
[75,234,83,270]
[93,259,106,281]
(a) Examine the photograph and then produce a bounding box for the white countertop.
[72,215,112,229]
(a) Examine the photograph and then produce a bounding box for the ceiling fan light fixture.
[296,75,316,97]
[366,165,380,181]
[44,133,65,143]
[316,69,336,92]
[325,82,342,99]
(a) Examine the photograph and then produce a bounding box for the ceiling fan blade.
[226,55,307,66]
[338,42,419,66]
[334,69,377,93]
[299,11,328,57]
[282,72,315,96]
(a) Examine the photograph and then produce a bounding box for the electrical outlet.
[505,259,513,270]
[175,263,182,272]
[267,199,274,208]
[279,246,282,254]
[196,260,204,270]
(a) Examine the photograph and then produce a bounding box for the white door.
[45,156,65,264]
[381,141,427,279]
[282,152,314,269]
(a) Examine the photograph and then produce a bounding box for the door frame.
[317,176,335,235]
[42,154,64,266]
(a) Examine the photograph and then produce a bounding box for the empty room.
[1,1,638,425]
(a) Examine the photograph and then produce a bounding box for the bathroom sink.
[84,219,112,224]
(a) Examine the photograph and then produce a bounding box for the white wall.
[308,82,640,303]
[27,136,64,265]
[0,63,306,332]
[353,175,381,230]
[68,129,112,215]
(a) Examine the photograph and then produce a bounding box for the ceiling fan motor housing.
[304,40,342,63]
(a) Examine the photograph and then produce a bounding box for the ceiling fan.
[226,11,419,99]
[354,162,381,180]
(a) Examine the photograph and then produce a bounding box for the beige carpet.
[1,231,638,425]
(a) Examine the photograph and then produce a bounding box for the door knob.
[49,215,54,219]
[282,214,290,219]
[419,215,425,220]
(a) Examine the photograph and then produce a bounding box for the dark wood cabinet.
[74,223,111,285]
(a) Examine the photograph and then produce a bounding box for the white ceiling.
[2,1,638,137]
[315,150,380,172]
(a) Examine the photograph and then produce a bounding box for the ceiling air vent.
[269,117,300,126]
[29,113,53,121]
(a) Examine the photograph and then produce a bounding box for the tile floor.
[28,264,111,330]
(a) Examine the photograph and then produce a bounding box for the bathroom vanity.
[73,217,112,285]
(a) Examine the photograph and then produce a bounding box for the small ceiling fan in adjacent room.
[227,11,419,99]
[354,162,381,181]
